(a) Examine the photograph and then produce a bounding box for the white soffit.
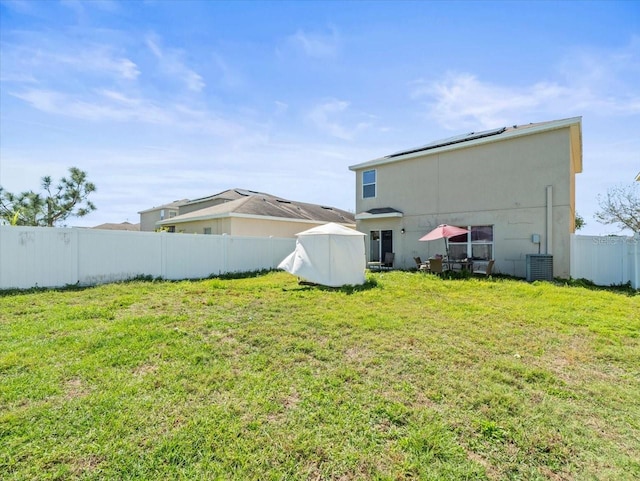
[355,211,404,220]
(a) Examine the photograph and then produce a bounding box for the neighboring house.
[155,188,355,237]
[138,199,189,232]
[92,222,140,231]
[349,117,583,278]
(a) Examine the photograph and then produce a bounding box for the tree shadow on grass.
[282,276,380,295]
[409,268,638,296]
[0,282,98,297]
[0,270,279,297]
[558,277,638,296]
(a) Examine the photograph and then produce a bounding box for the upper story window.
[363,169,376,198]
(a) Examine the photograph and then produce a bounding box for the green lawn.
[1,271,638,480]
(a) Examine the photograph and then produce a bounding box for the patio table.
[447,259,473,271]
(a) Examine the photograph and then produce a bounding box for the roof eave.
[349,116,583,171]
[158,211,356,226]
[158,212,231,225]
[230,213,355,225]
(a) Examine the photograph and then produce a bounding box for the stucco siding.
[357,129,571,215]
[140,208,180,232]
[170,218,230,235]
[231,217,327,237]
[140,211,160,232]
[165,216,341,238]
[354,126,576,278]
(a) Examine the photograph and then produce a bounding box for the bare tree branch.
[595,184,640,233]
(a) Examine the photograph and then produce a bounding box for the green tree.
[595,183,640,233]
[575,212,586,231]
[0,167,96,227]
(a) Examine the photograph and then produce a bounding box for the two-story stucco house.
[349,117,582,279]
[138,199,189,232]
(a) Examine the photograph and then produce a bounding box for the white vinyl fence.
[0,226,296,289]
[570,234,639,289]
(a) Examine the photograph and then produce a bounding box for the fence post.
[222,233,229,274]
[269,236,274,269]
[160,232,166,279]
[622,236,629,286]
[570,234,575,279]
[634,234,640,289]
[75,228,81,285]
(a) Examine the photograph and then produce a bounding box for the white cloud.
[145,34,205,92]
[274,101,288,115]
[307,99,372,140]
[1,38,139,83]
[59,0,120,20]
[11,89,164,123]
[285,27,340,59]
[9,88,243,137]
[413,40,640,130]
[172,104,244,137]
[117,58,140,80]
[212,53,244,89]
[411,73,570,129]
[60,48,140,80]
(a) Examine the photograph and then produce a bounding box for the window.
[203,227,212,235]
[448,226,493,260]
[363,169,376,198]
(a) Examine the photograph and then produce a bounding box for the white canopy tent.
[278,223,366,287]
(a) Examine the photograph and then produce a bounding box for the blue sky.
[1,0,638,235]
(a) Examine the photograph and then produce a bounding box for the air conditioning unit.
[526,254,553,282]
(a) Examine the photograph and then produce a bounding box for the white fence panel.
[570,234,639,289]
[270,237,299,269]
[227,235,294,273]
[78,229,163,285]
[162,234,225,280]
[0,226,296,290]
[0,227,79,289]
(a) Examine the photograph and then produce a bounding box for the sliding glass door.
[370,230,393,262]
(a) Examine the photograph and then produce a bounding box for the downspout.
[546,185,553,254]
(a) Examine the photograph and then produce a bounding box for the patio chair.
[473,259,495,276]
[414,256,429,271]
[381,252,395,270]
[427,257,445,275]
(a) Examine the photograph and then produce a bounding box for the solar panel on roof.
[386,127,506,158]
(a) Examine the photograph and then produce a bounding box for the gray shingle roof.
[159,189,354,225]
[137,199,189,214]
[92,222,141,231]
